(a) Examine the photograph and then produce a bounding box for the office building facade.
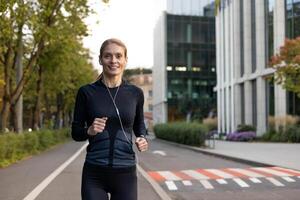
[153,0,216,124]
[216,0,300,136]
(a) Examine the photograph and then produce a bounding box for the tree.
[270,37,300,97]
[0,0,91,131]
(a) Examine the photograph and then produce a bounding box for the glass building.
[153,0,216,123]
[216,0,300,136]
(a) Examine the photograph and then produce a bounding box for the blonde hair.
[97,38,127,80]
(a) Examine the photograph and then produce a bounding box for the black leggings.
[81,163,137,200]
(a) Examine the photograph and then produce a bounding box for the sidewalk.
[190,140,300,171]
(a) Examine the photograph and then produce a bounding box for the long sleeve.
[133,88,147,137]
[71,87,89,141]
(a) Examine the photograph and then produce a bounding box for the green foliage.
[0,129,70,167]
[0,0,95,130]
[270,37,300,97]
[261,125,300,143]
[237,124,256,132]
[154,122,208,146]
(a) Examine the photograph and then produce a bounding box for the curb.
[156,138,273,168]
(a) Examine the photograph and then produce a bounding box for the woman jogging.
[71,38,148,200]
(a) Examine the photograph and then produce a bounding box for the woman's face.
[100,43,127,77]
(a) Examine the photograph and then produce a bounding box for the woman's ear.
[98,55,102,65]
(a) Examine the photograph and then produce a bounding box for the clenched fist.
[135,137,148,152]
[87,117,108,136]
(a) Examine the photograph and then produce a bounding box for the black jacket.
[71,79,147,168]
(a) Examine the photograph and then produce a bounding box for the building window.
[241,83,245,124]
[148,90,152,97]
[252,80,257,126]
[286,0,300,38]
[251,0,257,73]
[267,0,274,60]
[240,0,245,76]
[149,104,153,111]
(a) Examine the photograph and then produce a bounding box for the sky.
[83,0,165,71]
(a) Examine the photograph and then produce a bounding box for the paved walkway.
[194,140,300,171]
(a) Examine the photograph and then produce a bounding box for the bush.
[237,124,256,132]
[261,125,300,143]
[0,128,71,168]
[154,122,208,146]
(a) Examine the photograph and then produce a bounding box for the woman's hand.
[87,117,108,136]
[135,137,148,152]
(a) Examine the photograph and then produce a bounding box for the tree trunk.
[54,92,63,129]
[1,101,11,132]
[14,24,24,133]
[33,65,43,130]
[1,43,13,131]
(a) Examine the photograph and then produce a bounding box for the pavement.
[157,137,300,171]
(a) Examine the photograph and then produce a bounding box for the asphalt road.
[1,137,300,200]
[140,138,300,200]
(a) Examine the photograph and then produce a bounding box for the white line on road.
[152,150,167,156]
[158,171,181,181]
[23,142,89,200]
[182,180,193,186]
[281,177,296,182]
[253,167,292,177]
[205,169,235,179]
[199,180,214,189]
[165,181,178,190]
[233,178,249,188]
[216,179,227,184]
[249,177,262,183]
[265,177,285,187]
[229,168,265,178]
[182,170,210,180]
[137,164,172,200]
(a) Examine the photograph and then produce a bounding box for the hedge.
[154,122,208,146]
[0,128,71,168]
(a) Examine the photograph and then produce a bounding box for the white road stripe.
[182,170,210,180]
[272,167,300,176]
[233,178,249,187]
[165,181,178,190]
[298,176,300,179]
[228,168,265,177]
[199,180,214,189]
[266,177,285,186]
[216,179,227,184]
[158,171,181,181]
[205,169,235,179]
[249,177,262,183]
[23,142,88,200]
[253,167,292,177]
[281,177,296,182]
[182,180,193,186]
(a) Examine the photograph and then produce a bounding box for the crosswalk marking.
[253,167,293,177]
[233,178,249,187]
[181,170,210,180]
[266,177,285,186]
[216,179,227,184]
[249,177,262,183]
[205,169,235,179]
[159,171,181,181]
[165,181,178,190]
[199,180,214,189]
[271,167,300,176]
[148,166,300,191]
[281,177,296,182]
[228,168,265,178]
[182,180,192,186]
